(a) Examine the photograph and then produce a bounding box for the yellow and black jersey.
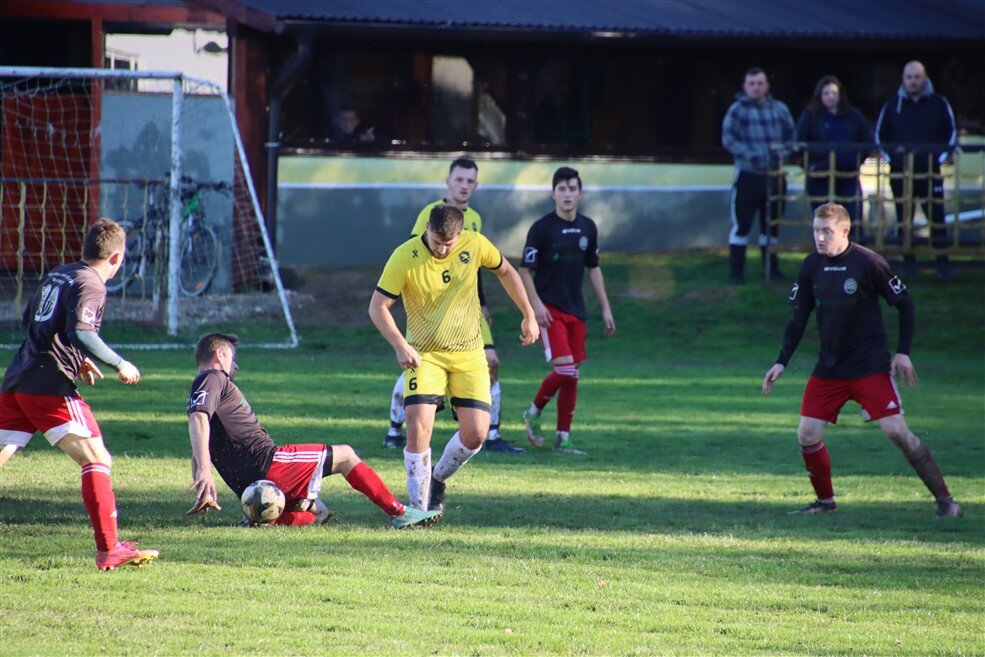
[376,231,502,353]
[411,200,483,237]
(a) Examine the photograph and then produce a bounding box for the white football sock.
[389,372,406,430]
[403,448,431,510]
[527,402,540,418]
[433,431,481,483]
[488,380,502,440]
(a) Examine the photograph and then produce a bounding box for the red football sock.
[533,371,567,409]
[80,462,118,552]
[272,510,316,526]
[556,376,578,433]
[345,462,405,516]
[801,441,834,500]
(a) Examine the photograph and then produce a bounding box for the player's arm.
[891,296,918,387]
[368,290,421,369]
[763,273,814,396]
[518,267,550,327]
[186,411,221,514]
[587,266,615,336]
[489,258,539,346]
[70,329,140,384]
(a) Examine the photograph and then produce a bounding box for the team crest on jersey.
[888,275,906,295]
[789,283,799,301]
[523,247,538,264]
[843,278,858,294]
[34,283,60,322]
[578,236,588,251]
[459,251,471,264]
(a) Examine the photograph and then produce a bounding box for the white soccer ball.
[241,479,286,525]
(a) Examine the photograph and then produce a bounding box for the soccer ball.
[241,479,286,525]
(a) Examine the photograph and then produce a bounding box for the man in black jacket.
[875,61,957,278]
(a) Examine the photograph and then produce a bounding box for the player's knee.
[796,424,823,447]
[332,444,359,469]
[880,419,920,452]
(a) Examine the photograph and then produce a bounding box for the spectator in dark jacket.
[875,61,958,277]
[796,75,873,237]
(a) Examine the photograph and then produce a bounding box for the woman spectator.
[796,75,873,237]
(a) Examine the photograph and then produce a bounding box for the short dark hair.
[815,202,851,225]
[427,204,464,239]
[449,157,478,175]
[195,332,239,364]
[82,218,126,261]
[745,66,766,78]
[552,166,582,191]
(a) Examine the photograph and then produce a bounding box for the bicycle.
[107,175,227,297]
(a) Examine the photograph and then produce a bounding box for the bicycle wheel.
[178,223,219,297]
[105,220,143,294]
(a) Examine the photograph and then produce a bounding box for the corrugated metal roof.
[237,0,985,40]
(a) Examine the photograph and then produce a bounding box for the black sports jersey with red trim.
[187,369,276,497]
[2,262,106,396]
[520,212,600,320]
[778,243,912,378]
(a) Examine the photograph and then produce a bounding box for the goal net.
[0,67,298,348]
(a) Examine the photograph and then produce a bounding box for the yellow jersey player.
[385,157,525,453]
[369,205,539,513]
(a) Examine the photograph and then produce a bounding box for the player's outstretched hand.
[78,358,104,386]
[395,343,422,370]
[762,363,785,396]
[519,316,540,346]
[117,360,141,384]
[186,474,221,515]
[602,310,616,337]
[891,353,918,388]
[185,496,221,516]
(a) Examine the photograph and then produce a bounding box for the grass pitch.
[1,252,982,656]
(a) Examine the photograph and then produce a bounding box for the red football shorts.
[541,303,587,363]
[800,372,903,424]
[263,444,333,502]
[0,392,101,447]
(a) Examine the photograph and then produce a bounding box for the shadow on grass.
[1,496,979,596]
[2,488,978,547]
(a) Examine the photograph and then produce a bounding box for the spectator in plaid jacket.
[722,66,795,284]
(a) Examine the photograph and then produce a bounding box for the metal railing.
[770,141,985,255]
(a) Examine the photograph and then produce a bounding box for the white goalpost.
[0,66,298,349]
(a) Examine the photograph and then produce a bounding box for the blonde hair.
[814,202,851,225]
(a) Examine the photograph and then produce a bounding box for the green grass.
[1,252,982,656]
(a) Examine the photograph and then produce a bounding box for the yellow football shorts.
[404,348,491,411]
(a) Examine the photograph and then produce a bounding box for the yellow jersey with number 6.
[376,232,502,353]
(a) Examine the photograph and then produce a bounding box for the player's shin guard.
[556,371,579,433]
[801,441,834,501]
[403,448,431,510]
[345,461,405,516]
[390,372,406,427]
[902,443,951,500]
[489,380,502,438]
[80,462,118,552]
[433,431,481,483]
